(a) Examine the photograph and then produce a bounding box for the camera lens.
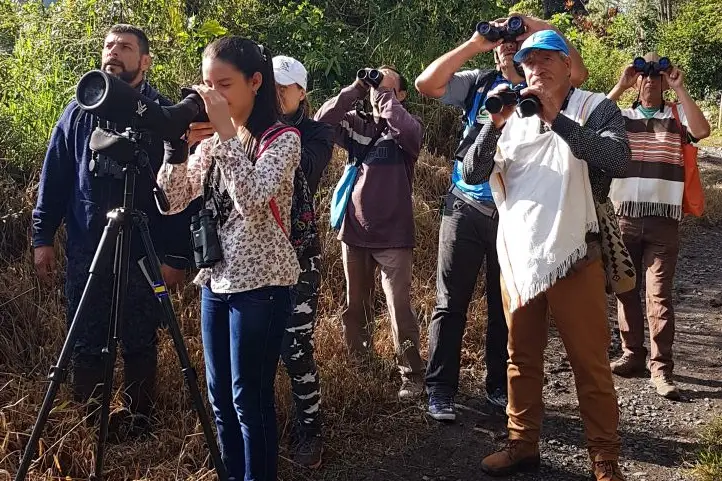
[77,71,109,109]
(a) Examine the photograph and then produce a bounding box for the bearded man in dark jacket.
[32,24,195,438]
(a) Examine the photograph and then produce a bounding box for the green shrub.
[657,0,722,99]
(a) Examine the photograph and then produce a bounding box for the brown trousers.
[341,243,424,380]
[616,216,679,376]
[502,258,621,462]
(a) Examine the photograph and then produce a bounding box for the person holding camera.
[31,24,192,439]
[157,36,300,481]
[462,30,630,480]
[607,52,711,400]
[273,54,334,468]
[414,14,588,421]
[314,66,424,400]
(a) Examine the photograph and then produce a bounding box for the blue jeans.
[201,285,292,481]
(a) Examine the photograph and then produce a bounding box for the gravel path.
[304,153,722,481]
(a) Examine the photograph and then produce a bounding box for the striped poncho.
[609,104,689,221]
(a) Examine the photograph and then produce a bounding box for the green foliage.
[0,0,719,171]
[577,32,630,94]
[657,0,722,99]
[508,0,544,19]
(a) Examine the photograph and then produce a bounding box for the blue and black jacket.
[32,81,195,272]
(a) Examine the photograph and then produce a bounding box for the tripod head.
[89,126,170,212]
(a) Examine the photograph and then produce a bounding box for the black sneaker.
[294,433,323,469]
[486,388,508,410]
[427,392,456,422]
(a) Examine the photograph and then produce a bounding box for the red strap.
[269,198,288,236]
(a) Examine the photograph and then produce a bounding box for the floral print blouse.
[157,125,302,294]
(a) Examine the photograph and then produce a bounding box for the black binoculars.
[476,15,525,42]
[191,208,223,268]
[485,89,541,118]
[357,68,384,88]
[633,56,671,77]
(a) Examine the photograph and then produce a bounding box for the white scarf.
[489,89,606,312]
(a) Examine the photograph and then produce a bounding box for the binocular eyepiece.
[476,16,525,42]
[632,56,671,77]
[357,68,384,89]
[485,89,541,118]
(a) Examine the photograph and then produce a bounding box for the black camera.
[191,209,223,268]
[632,56,671,77]
[76,70,208,164]
[357,68,384,89]
[485,89,540,118]
[476,16,525,42]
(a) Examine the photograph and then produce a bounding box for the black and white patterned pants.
[281,239,322,436]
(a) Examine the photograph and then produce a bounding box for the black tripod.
[15,129,228,481]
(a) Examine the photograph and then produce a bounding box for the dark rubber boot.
[122,351,158,439]
[71,355,105,425]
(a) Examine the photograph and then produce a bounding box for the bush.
[657,0,722,99]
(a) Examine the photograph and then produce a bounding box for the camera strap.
[202,157,223,220]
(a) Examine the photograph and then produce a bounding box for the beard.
[102,60,142,84]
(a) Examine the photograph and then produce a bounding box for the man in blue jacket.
[32,24,193,438]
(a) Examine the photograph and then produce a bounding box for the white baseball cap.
[272,55,308,90]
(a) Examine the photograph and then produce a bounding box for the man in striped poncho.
[607,52,711,400]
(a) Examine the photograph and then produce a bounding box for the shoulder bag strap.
[354,118,388,168]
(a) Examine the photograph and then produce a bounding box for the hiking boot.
[486,388,508,411]
[398,378,424,401]
[593,460,627,481]
[481,440,541,476]
[293,433,323,469]
[427,392,456,422]
[651,372,681,400]
[610,354,645,377]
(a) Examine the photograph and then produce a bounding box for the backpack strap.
[463,70,498,126]
[353,118,388,168]
[257,124,301,237]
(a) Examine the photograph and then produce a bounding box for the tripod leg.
[14,217,121,481]
[133,213,229,481]
[91,209,133,481]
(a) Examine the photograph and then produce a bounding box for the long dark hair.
[203,36,279,153]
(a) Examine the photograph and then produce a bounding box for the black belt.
[450,185,498,219]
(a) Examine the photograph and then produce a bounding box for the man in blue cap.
[415,15,587,422]
[462,29,630,481]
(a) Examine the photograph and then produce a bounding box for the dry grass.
[0,149,491,480]
[4,146,720,480]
